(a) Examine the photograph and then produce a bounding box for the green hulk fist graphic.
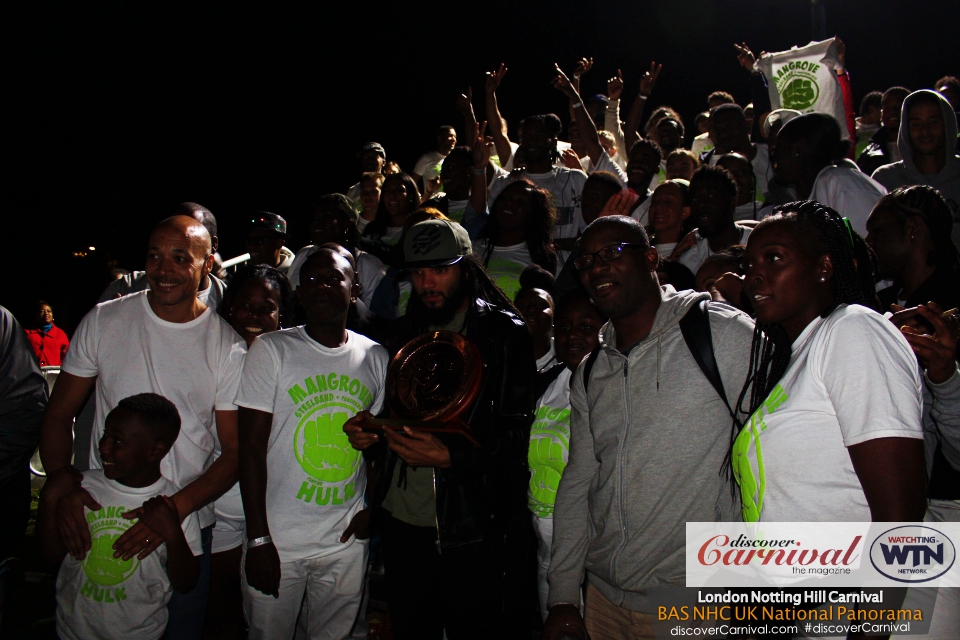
[297,411,360,483]
[83,532,136,586]
[782,78,818,110]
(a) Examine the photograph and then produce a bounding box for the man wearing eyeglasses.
[542,215,756,640]
[246,212,295,275]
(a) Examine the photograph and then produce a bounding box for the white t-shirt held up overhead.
[235,327,387,562]
[62,292,247,528]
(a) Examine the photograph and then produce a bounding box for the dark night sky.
[5,0,959,329]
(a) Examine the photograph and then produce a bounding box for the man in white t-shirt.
[411,125,457,190]
[237,247,387,639]
[488,114,588,251]
[704,104,772,199]
[98,202,226,309]
[39,216,247,639]
[677,165,753,275]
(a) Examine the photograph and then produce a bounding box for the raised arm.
[456,87,478,151]
[471,120,494,215]
[551,63,603,166]
[623,61,661,152]
[484,63,513,166]
[568,57,593,119]
[39,371,96,475]
[605,69,626,153]
[735,43,771,141]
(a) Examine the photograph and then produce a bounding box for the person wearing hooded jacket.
[872,89,960,252]
[542,216,754,640]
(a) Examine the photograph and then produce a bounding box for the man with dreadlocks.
[543,215,755,640]
[344,218,536,639]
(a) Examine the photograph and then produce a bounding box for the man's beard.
[406,281,469,328]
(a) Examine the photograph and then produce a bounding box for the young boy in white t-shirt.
[38,393,203,640]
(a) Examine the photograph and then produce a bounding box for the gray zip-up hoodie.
[547,287,755,613]
[871,89,960,250]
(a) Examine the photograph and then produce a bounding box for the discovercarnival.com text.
[669,622,911,636]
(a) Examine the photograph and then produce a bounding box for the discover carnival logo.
[685,522,960,588]
[868,526,956,583]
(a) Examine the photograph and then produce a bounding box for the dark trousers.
[162,524,213,640]
[0,465,31,563]
[381,514,505,640]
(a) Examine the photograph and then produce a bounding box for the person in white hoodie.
[872,89,960,252]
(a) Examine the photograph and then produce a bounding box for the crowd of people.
[0,42,959,640]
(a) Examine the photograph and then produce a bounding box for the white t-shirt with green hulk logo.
[528,367,572,518]
[55,470,203,640]
[732,305,922,523]
[475,240,534,301]
[235,327,387,562]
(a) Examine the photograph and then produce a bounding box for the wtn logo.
[869,526,956,583]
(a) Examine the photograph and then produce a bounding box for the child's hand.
[135,496,182,546]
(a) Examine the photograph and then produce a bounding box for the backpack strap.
[581,345,601,393]
[678,299,737,423]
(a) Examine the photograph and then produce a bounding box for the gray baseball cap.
[404,219,473,268]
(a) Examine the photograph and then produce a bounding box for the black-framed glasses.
[573,242,645,271]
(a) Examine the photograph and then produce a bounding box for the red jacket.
[26,324,70,367]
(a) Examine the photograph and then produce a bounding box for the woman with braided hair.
[731,200,927,524]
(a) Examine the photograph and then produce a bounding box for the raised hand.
[485,63,508,94]
[607,69,624,101]
[560,148,582,170]
[551,63,579,101]
[834,37,846,68]
[455,86,474,116]
[572,57,594,79]
[734,42,756,72]
[472,120,494,168]
[638,61,662,97]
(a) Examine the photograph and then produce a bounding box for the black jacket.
[856,126,897,178]
[369,298,536,548]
